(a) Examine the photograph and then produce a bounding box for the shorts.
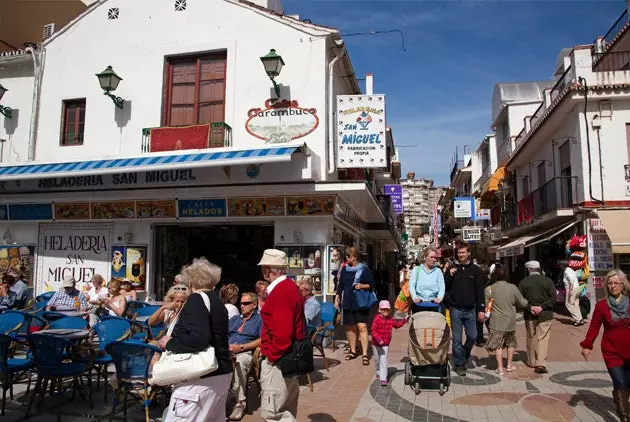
[485,329,517,352]
[343,308,371,325]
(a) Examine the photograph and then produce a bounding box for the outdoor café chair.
[88,318,131,401]
[47,316,88,330]
[0,312,24,337]
[0,334,32,415]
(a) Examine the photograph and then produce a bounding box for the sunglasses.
[240,301,254,306]
[173,286,188,291]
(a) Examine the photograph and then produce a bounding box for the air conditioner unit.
[43,23,57,40]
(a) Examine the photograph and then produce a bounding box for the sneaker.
[454,366,467,377]
[229,403,245,421]
[380,380,388,386]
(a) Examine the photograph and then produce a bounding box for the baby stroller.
[403,302,451,395]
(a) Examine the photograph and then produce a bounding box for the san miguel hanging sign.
[245,99,319,144]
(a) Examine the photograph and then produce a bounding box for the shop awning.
[525,220,578,248]
[597,209,630,253]
[496,221,578,258]
[480,166,506,198]
[0,143,305,181]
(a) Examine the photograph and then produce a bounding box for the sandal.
[343,345,351,354]
[506,366,516,372]
[362,355,369,366]
[345,352,358,360]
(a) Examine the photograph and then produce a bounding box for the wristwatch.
[240,345,244,352]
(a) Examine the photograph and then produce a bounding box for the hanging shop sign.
[110,245,147,291]
[453,197,475,219]
[37,223,113,293]
[54,202,91,220]
[136,200,177,219]
[178,199,226,218]
[587,218,614,271]
[245,99,319,143]
[228,197,285,217]
[286,196,335,216]
[91,201,136,219]
[462,226,482,242]
[0,245,34,287]
[384,184,403,214]
[336,95,386,168]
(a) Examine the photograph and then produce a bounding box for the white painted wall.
[34,0,350,183]
[0,58,34,164]
[274,217,330,245]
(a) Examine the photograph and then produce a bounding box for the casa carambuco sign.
[245,99,319,143]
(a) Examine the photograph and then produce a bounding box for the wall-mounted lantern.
[0,83,13,118]
[95,65,125,109]
[260,49,285,97]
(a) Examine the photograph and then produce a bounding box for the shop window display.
[278,245,323,294]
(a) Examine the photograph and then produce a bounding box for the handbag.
[149,292,218,386]
[354,289,377,310]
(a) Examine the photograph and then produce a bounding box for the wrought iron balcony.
[531,176,577,218]
[141,122,232,153]
[500,202,517,232]
[604,9,629,46]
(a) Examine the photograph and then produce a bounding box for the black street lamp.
[260,49,285,97]
[0,83,13,118]
[95,65,125,109]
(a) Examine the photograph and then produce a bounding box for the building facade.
[401,173,443,247]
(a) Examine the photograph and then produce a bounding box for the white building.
[0,0,400,299]
[400,174,443,245]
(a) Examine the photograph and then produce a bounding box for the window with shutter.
[61,99,86,146]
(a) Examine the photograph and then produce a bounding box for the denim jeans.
[608,363,630,389]
[450,307,477,367]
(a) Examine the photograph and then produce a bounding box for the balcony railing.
[497,136,512,164]
[604,9,629,46]
[550,66,574,104]
[593,51,630,72]
[450,159,464,183]
[500,202,517,232]
[531,176,577,218]
[141,122,232,153]
[528,103,545,130]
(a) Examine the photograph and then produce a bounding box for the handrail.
[604,9,629,45]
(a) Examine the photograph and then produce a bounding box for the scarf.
[606,294,629,321]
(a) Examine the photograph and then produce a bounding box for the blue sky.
[284,0,623,185]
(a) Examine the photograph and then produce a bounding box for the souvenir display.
[277,244,324,294]
[0,245,34,286]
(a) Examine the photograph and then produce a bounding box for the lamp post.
[95,66,125,109]
[260,49,285,98]
[0,83,12,118]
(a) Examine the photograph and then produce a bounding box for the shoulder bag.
[352,265,377,310]
[149,292,218,386]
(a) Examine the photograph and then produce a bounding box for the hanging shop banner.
[587,218,614,271]
[453,197,475,219]
[0,205,6,220]
[136,200,177,219]
[149,124,210,152]
[8,203,53,221]
[286,196,335,216]
[91,201,136,219]
[37,223,113,294]
[384,184,403,214]
[178,199,226,218]
[228,197,285,217]
[111,245,147,291]
[336,95,386,168]
[0,245,35,287]
[54,202,91,220]
[245,99,319,144]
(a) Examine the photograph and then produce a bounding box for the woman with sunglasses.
[147,284,190,329]
[120,279,138,301]
[409,246,445,314]
[581,270,630,421]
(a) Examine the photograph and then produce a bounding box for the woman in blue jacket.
[409,246,445,313]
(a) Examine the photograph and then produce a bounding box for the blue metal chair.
[320,302,338,350]
[35,292,55,302]
[47,317,88,330]
[25,300,47,313]
[101,315,149,341]
[3,310,46,338]
[0,313,25,337]
[41,311,68,322]
[25,334,94,422]
[89,318,131,401]
[105,340,162,422]
[125,301,150,319]
[0,334,32,415]
[131,305,160,319]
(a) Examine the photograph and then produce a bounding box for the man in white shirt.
[563,266,583,326]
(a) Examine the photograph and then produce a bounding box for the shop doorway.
[153,224,274,299]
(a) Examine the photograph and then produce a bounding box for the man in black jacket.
[445,242,486,376]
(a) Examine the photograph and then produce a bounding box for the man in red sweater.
[258,249,305,421]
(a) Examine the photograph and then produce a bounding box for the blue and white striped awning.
[0,144,304,180]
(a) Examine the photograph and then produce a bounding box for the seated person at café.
[47,276,90,311]
[1,271,29,309]
[227,292,263,421]
[101,278,127,317]
[120,279,137,301]
[86,274,109,326]
[147,284,190,330]
[299,279,322,327]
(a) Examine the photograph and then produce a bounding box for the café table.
[55,310,89,318]
[34,328,90,341]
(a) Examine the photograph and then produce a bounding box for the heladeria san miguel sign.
[36,223,113,293]
[336,95,386,169]
[245,99,319,144]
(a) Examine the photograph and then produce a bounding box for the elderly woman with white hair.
[157,258,232,422]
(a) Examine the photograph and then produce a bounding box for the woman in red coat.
[581,270,630,422]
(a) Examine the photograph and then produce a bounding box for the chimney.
[366,73,374,95]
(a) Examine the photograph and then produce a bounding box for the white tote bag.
[149,292,218,386]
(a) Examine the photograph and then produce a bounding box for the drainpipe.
[25,45,43,161]
[326,46,346,177]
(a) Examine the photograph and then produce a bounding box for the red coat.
[371,313,406,347]
[580,298,630,368]
[260,277,305,363]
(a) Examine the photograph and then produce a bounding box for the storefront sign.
[228,198,285,217]
[462,226,482,242]
[37,223,113,293]
[111,245,147,291]
[454,197,474,219]
[286,196,335,216]
[497,245,525,259]
[136,200,177,219]
[587,218,614,271]
[8,203,53,220]
[336,95,386,168]
[592,276,605,289]
[178,199,226,218]
[92,201,136,219]
[245,99,319,143]
[384,184,403,214]
[0,245,34,287]
[54,203,91,220]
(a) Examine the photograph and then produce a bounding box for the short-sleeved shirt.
[304,296,322,327]
[47,289,89,311]
[10,280,28,303]
[228,311,263,345]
